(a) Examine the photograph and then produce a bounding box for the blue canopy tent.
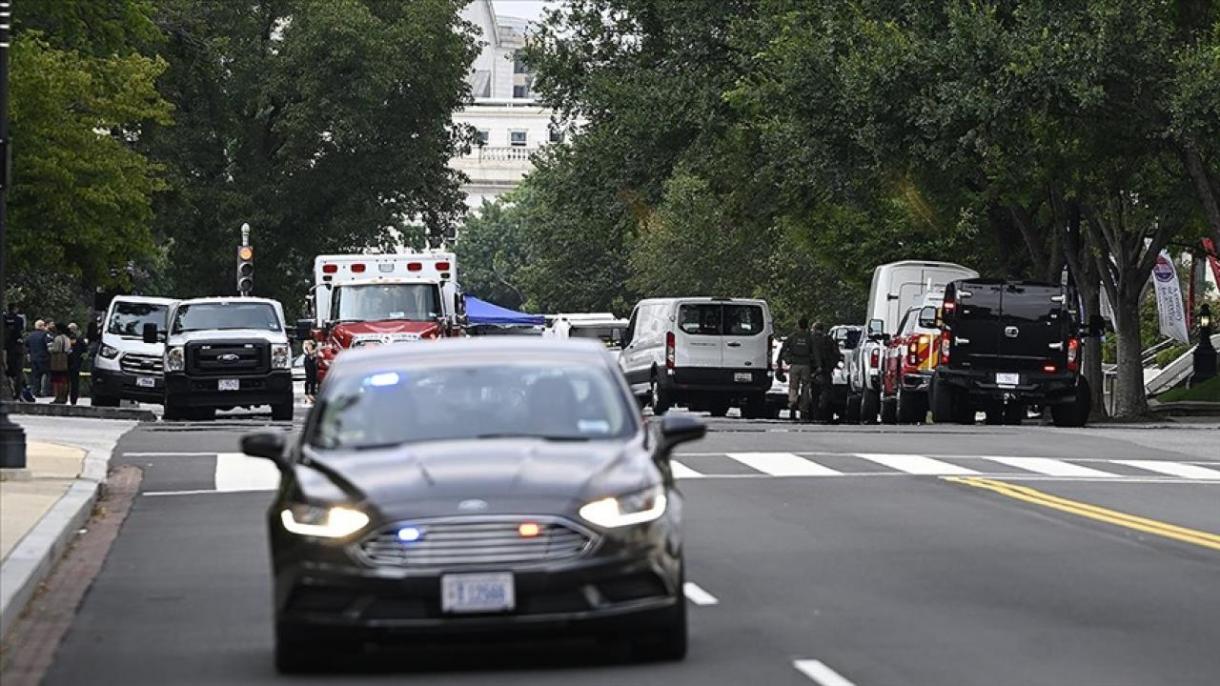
[464,296,545,327]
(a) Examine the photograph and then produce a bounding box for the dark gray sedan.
[241,337,706,673]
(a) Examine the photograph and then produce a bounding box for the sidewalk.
[0,416,134,639]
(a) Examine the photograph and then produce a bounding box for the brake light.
[322,264,338,274]
[870,348,880,368]
[1066,337,1080,373]
[767,335,774,371]
[907,335,930,367]
[940,331,951,364]
[407,262,423,272]
[351,263,366,273]
[435,261,451,271]
[665,332,676,369]
[1043,363,1058,373]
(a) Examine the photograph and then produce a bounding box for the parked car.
[620,297,774,418]
[850,261,978,423]
[91,295,177,407]
[930,279,1090,427]
[879,305,942,424]
[826,325,862,422]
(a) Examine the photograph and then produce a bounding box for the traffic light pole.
[237,222,254,297]
[0,0,28,470]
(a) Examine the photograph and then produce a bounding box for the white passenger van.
[619,297,774,418]
[91,295,177,407]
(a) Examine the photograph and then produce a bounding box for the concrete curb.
[2,402,156,423]
[0,432,120,640]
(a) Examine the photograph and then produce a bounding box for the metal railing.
[466,145,536,161]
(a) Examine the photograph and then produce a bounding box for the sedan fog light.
[280,505,369,538]
[579,485,667,529]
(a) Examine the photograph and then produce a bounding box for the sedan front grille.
[355,517,596,568]
[120,353,163,375]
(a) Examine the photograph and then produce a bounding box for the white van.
[544,313,629,356]
[619,297,774,418]
[848,261,977,422]
[91,295,177,407]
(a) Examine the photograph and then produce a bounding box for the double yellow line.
[945,477,1220,552]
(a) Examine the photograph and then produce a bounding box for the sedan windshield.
[108,302,168,338]
[172,303,281,333]
[311,361,636,449]
[332,284,441,322]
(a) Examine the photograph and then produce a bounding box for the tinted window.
[724,305,764,335]
[172,303,281,333]
[1003,285,1065,325]
[108,302,168,337]
[332,283,441,322]
[679,304,722,335]
[312,361,637,449]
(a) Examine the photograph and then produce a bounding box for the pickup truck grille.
[119,353,163,376]
[186,340,269,376]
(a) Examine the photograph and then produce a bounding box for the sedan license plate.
[135,377,156,388]
[734,372,753,383]
[995,373,1020,387]
[218,379,240,391]
[441,573,514,614]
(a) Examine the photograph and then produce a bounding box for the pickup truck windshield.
[108,302,168,338]
[331,283,441,323]
[172,303,281,333]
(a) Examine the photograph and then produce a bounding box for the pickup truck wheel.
[162,402,185,421]
[879,396,898,424]
[272,400,294,422]
[896,388,926,424]
[190,407,216,421]
[861,389,881,424]
[1003,403,1025,425]
[1051,377,1091,427]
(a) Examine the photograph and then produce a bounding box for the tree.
[454,194,531,310]
[9,6,172,301]
[140,0,478,313]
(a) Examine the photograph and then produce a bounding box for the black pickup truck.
[930,279,1091,427]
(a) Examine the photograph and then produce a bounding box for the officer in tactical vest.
[778,318,814,420]
[810,321,841,420]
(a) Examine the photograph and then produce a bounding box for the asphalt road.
[35,412,1220,685]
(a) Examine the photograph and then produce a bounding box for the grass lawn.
[1156,375,1220,403]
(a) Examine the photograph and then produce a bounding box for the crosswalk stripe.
[1111,460,1220,480]
[983,456,1118,477]
[726,452,841,477]
[214,452,281,492]
[683,582,719,606]
[854,453,978,475]
[670,460,705,479]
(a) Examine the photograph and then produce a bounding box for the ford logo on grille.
[458,499,489,512]
[219,353,240,362]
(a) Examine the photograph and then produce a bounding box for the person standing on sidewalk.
[4,303,27,400]
[302,340,319,404]
[26,319,52,397]
[778,318,815,421]
[49,322,72,404]
[67,323,88,405]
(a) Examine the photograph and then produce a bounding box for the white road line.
[983,456,1118,478]
[214,452,281,492]
[1111,460,1220,480]
[854,453,978,475]
[683,582,719,606]
[144,488,270,497]
[123,452,216,457]
[794,659,857,686]
[670,460,705,479]
[727,452,842,477]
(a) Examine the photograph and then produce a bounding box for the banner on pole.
[1152,250,1189,344]
[1204,238,1220,290]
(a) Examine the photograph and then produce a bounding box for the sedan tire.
[631,597,688,662]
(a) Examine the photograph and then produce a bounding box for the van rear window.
[678,304,764,336]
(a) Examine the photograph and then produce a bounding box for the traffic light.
[237,245,254,295]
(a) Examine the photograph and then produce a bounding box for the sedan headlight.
[99,344,120,359]
[165,346,185,372]
[271,344,291,369]
[579,484,668,528]
[279,504,370,538]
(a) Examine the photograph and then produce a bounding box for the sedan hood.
[297,438,654,520]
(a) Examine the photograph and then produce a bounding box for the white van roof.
[109,295,177,306]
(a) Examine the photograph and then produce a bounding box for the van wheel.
[1003,403,1025,425]
[707,397,731,418]
[91,394,120,408]
[860,389,881,424]
[650,376,671,416]
[879,396,898,424]
[896,388,926,424]
[844,394,862,423]
[742,394,767,420]
[272,400,294,421]
[1051,377,1091,427]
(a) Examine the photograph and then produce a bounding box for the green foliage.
[9,31,172,292]
[139,0,478,314]
[1156,374,1220,403]
[454,194,531,311]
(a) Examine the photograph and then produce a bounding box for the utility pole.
[0,0,27,470]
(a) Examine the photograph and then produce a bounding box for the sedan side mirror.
[241,430,289,468]
[142,322,159,344]
[656,415,707,456]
